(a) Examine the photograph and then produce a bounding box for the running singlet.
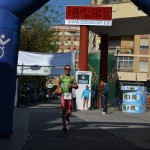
[61,75,73,94]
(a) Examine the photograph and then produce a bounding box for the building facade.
[53,1,150,93]
[53,25,100,71]
[53,25,80,70]
[90,0,150,92]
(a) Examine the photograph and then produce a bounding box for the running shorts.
[61,94,72,110]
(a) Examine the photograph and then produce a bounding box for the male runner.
[56,65,78,132]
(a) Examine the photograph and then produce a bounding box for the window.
[117,56,133,71]
[140,39,149,49]
[139,61,148,72]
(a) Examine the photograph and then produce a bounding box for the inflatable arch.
[131,0,150,16]
[0,0,149,138]
[0,0,49,138]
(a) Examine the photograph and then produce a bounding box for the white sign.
[65,20,112,26]
[17,51,75,76]
[0,34,11,58]
[75,71,92,110]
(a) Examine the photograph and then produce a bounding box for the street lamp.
[74,49,79,71]
[116,49,120,70]
[21,25,32,50]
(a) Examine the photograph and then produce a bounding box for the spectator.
[93,85,99,108]
[72,88,77,111]
[100,79,109,115]
[91,86,95,109]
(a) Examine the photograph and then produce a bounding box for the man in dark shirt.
[100,79,109,115]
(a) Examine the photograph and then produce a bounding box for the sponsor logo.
[65,20,112,26]
[0,34,11,58]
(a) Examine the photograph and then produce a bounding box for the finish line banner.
[17,51,75,76]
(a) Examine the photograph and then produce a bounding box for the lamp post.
[75,49,77,71]
[116,49,120,70]
[74,49,79,71]
[21,25,32,50]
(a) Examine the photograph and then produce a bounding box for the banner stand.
[75,71,92,110]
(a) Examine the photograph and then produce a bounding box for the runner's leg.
[66,100,72,124]
[83,99,85,110]
[61,95,67,131]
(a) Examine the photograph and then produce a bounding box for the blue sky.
[49,0,90,24]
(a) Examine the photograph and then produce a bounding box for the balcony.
[117,48,134,54]
[109,47,134,55]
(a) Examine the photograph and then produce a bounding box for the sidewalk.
[0,100,150,150]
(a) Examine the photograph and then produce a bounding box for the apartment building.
[53,1,150,91]
[53,25,100,71]
[90,0,150,92]
[53,25,80,70]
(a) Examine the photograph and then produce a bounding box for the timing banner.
[65,6,112,26]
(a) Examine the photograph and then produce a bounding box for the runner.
[56,65,78,132]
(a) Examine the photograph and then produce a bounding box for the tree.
[19,2,63,89]
[20,2,63,52]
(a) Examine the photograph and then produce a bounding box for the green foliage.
[20,3,62,52]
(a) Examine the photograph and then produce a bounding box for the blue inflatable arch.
[0,0,150,138]
[0,0,49,138]
[131,0,150,16]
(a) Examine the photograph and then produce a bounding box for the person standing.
[72,88,77,111]
[100,79,109,115]
[91,86,95,109]
[93,85,99,108]
[81,85,91,111]
[56,65,78,132]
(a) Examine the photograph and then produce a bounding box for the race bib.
[64,93,72,100]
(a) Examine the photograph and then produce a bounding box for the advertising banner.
[121,86,147,113]
[17,51,75,76]
[0,10,20,138]
[88,53,116,106]
[75,71,92,110]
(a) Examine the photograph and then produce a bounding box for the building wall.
[90,0,150,83]
[53,25,80,70]
[53,1,150,85]
[89,31,100,52]
[53,25,80,53]
[53,25,101,70]
[91,0,146,19]
[120,36,134,52]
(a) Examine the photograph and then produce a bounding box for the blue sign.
[121,86,147,113]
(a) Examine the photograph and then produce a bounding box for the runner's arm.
[55,76,61,93]
[72,76,78,89]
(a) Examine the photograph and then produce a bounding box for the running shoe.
[101,112,107,115]
[62,126,68,132]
